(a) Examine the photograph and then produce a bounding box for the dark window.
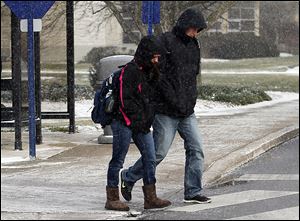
[241,21,255,31]
[229,22,240,31]
[228,8,240,19]
[228,3,256,33]
[241,8,255,19]
[239,1,255,8]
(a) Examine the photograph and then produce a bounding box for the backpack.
[91,68,122,128]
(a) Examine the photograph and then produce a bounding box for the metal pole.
[11,12,22,150]
[35,32,42,144]
[66,1,75,133]
[147,1,153,36]
[27,19,36,159]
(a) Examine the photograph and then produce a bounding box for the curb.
[203,125,299,188]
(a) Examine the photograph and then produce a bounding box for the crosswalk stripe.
[168,190,298,212]
[235,174,299,181]
[227,206,299,220]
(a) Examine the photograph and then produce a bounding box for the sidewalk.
[1,98,299,220]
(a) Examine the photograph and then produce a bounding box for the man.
[121,8,211,204]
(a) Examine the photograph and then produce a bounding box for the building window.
[238,1,255,8]
[241,21,255,31]
[228,8,240,19]
[229,22,240,31]
[241,8,255,19]
[228,1,256,33]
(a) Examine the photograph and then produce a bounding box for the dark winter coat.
[156,8,207,118]
[116,36,162,134]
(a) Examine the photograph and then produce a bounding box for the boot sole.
[183,199,212,204]
[105,207,130,211]
[144,204,172,211]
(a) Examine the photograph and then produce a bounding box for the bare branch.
[104,1,140,44]
[205,1,236,31]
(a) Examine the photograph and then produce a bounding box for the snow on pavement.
[40,91,299,119]
[2,91,298,133]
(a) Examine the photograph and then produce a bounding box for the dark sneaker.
[120,170,133,201]
[183,195,212,204]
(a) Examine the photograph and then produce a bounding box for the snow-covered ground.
[202,66,299,76]
[194,91,298,117]
[279,53,294,57]
[39,91,299,119]
[1,91,298,144]
[37,91,299,133]
[201,54,299,76]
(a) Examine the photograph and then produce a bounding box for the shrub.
[41,80,94,101]
[1,81,94,102]
[1,80,272,104]
[198,84,272,105]
[200,32,280,59]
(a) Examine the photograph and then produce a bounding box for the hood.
[134,35,163,70]
[172,8,207,40]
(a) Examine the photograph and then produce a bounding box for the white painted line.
[227,206,299,220]
[168,190,298,212]
[235,174,299,181]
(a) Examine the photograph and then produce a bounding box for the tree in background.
[260,1,299,54]
[1,1,236,62]
[75,1,236,44]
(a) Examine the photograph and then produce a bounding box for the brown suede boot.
[105,186,129,211]
[142,184,171,209]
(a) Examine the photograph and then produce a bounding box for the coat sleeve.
[155,34,179,108]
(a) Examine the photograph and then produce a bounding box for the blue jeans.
[123,113,204,198]
[107,120,156,187]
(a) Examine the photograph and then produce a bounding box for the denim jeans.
[123,113,204,198]
[107,120,156,187]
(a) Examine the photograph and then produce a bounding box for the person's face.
[151,54,160,64]
[185,27,200,38]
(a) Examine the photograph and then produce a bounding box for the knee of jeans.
[186,147,204,160]
[109,158,125,168]
[156,150,167,163]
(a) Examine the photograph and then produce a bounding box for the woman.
[105,36,171,211]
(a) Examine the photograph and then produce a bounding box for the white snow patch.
[280,53,294,57]
[202,58,230,63]
[285,66,299,74]
[3,92,298,120]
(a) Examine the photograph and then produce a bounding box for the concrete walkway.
[1,98,299,220]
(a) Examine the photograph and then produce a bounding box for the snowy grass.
[202,55,299,70]
[2,55,298,73]
[198,84,272,105]
[201,74,299,93]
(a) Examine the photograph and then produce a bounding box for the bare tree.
[77,1,236,44]
[2,1,236,61]
[3,1,236,46]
